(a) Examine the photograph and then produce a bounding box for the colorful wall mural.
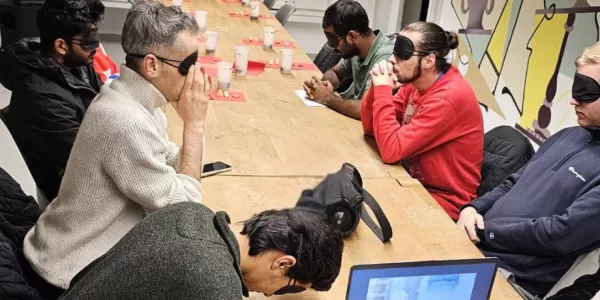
[437,0,600,147]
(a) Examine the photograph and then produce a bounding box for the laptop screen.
[346,259,498,300]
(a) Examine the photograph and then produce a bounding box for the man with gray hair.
[23,0,210,294]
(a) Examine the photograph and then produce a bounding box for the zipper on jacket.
[552,144,590,171]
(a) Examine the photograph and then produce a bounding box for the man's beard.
[397,59,422,84]
[63,48,96,69]
[338,43,360,60]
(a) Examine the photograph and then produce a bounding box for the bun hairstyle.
[445,30,459,50]
[402,21,458,72]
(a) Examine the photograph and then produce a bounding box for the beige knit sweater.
[23,65,204,289]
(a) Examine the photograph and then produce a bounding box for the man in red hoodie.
[362,21,484,220]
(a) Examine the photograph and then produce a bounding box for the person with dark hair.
[23,0,208,296]
[0,0,104,201]
[57,202,344,299]
[303,0,395,120]
[364,21,484,221]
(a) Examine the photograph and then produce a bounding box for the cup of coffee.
[250,1,260,20]
[280,49,294,74]
[263,27,275,50]
[217,62,233,90]
[194,11,208,33]
[204,31,218,55]
[234,46,249,76]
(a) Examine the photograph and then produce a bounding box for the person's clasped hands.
[370,60,402,89]
[303,76,334,105]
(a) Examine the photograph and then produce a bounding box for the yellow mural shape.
[487,0,512,69]
[520,13,568,130]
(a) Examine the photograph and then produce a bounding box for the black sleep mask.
[572,72,600,103]
[393,35,430,60]
[71,29,100,52]
[324,31,342,48]
[128,50,199,76]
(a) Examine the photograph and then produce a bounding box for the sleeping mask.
[324,31,342,48]
[572,72,600,103]
[71,29,100,52]
[393,35,430,60]
[128,50,199,76]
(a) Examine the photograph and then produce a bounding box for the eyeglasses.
[127,50,199,76]
[273,278,306,295]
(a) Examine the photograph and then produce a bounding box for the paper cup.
[204,31,218,54]
[280,49,293,74]
[172,0,182,6]
[242,0,250,6]
[234,46,249,76]
[250,1,260,20]
[263,27,275,50]
[195,11,208,33]
[217,62,233,90]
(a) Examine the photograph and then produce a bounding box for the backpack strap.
[360,188,393,243]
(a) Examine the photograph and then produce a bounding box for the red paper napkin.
[228,12,274,19]
[233,60,266,76]
[292,62,319,71]
[274,41,295,48]
[228,11,250,18]
[202,65,217,77]
[209,90,246,102]
[241,38,263,45]
[198,56,222,64]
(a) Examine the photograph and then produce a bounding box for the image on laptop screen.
[346,259,498,300]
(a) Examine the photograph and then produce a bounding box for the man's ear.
[54,39,68,56]
[422,53,436,70]
[143,55,161,79]
[272,255,297,271]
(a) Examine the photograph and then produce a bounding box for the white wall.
[100,0,411,56]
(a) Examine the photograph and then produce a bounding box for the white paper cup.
[217,62,233,90]
[234,46,249,76]
[242,0,250,6]
[195,11,208,33]
[204,31,218,54]
[280,49,293,74]
[263,27,275,50]
[172,0,182,7]
[250,1,260,20]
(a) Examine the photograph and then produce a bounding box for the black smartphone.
[201,161,232,178]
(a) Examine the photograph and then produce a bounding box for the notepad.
[295,90,325,107]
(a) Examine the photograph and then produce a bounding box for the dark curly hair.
[36,0,104,52]
[241,208,344,291]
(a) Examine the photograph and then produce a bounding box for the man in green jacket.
[58,202,344,299]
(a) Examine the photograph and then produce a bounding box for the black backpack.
[295,163,393,243]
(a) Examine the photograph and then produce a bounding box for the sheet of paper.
[295,90,325,107]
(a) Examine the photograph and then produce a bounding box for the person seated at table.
[24,1,207,296]
[457,41,600,300]
[364,21,483,220]
[0,0,104,201]
[57,202,344,299]
[303,0,395,120]
[86,0,119,82]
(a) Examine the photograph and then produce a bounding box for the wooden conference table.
[164,0,522,299]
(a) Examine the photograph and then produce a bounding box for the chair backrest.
[478,125,535,197]
[274,3,296,26]
[313,42,342,73]
[263,0,277,9]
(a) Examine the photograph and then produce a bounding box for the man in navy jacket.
[458,41,600,300]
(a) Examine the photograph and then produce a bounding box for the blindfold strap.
[572,72,600,103]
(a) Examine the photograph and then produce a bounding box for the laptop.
[346,258,499,300]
